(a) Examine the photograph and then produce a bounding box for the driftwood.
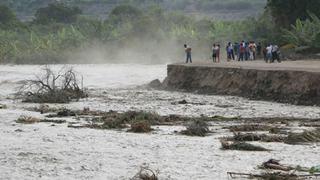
[261,159,294,171]
[228,159,320,179]
[220,140,269,151]
[229,132,286,142]
[227,172,320,179]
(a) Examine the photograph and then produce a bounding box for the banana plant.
[283,13,320,48]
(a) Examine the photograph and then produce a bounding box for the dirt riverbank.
[162,60,320,106]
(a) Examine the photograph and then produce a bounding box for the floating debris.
[285,129,320,145]
[16,116,41,124]
[226,124,272,132]
[220,140,269,151]
[0,104,7,109]
[128,121,153,133]
[131,166,159,180]
[180,119,210,137]
[227,132,286,142]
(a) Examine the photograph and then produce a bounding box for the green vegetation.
[283,13,320,50]
[266,0,320,29]
[128,120,153,133]
[0,4,21,29]
[2,0,266,20]
[34,3,82,24]
[263,0,320,51]
[0,1,319,64]
[0,2,269,64]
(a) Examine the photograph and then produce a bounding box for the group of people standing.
[220,41,282,63]
[224,41,261,62]
[263,44,281,63]
[184,42,281,64]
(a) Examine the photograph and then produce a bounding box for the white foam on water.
[0,64,320,180]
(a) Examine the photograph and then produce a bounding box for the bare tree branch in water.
[18,66,87,103]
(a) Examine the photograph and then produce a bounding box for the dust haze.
[66,36,213,64]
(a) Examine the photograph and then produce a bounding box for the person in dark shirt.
[184,44,192,63]
[257,42,262,57]
[239,44,245,61]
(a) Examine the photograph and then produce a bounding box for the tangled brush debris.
[19,66,87,103]
[131,166,159,180]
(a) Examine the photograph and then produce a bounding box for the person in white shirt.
[266,44,273,63]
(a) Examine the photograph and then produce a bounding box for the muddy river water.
[0,64,319,179]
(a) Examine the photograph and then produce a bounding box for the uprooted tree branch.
[19,66,87,103]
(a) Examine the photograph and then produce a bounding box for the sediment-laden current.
[1,64,320,179]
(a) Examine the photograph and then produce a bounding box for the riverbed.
[0,64,320,180]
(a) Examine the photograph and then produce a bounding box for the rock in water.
[148,79,162,89]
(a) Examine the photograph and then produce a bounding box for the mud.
[163,63,320,106]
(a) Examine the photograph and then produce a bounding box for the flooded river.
[0,64,319,179]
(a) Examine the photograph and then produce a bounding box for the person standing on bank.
[272,44,281,63]
[257,42,262,57]
[217,44,221,63]
[212,44,218,62]
[184,44,192,63]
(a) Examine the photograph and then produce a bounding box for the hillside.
[2,0,267,21]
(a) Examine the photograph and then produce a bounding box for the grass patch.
[100,111,161,130]
[16,115,66,124]
[180,119,210,137]
[40,119,66,124]
[211,115,240,121]
[128,120,153,133]
[226,124,272,132]
[228,132,286,142]
[101,119,127,129]
[119,111,161,125]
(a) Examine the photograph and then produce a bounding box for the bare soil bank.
[162,62,320,106]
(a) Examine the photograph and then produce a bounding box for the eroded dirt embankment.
[162,64,320,106]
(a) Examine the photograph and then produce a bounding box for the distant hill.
[1,0,267,21]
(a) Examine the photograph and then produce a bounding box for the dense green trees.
[283,13,320,49]
[2,0,266,21]
[266,0,320,28]
[265,0,320,49]
[1,0,319,64]
[0,5,19,29]
[34,3,82,24]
